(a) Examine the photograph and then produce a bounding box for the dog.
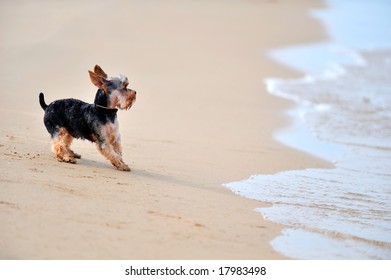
[39,65,137,171]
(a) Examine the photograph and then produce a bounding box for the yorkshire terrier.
[39,65,137,171]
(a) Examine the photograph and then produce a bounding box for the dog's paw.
[73,152,81,159]
[57,156,77,164]
[117,163,130,171]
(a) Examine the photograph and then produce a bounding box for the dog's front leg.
[112,135,123,156]
[96,142,130,171]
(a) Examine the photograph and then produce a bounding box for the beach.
[0,0,329,259]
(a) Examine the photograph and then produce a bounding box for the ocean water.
[226,0,391,259]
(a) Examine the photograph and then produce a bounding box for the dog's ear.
[89,70,107,90]
[94,65,108,79]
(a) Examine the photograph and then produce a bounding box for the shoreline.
[0,0,329,259]
[231,0,391,259]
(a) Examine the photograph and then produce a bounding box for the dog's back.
[40,94,96,141]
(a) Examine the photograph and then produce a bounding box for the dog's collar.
[95,104,118,112]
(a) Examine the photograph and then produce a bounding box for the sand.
[0,0,330,259]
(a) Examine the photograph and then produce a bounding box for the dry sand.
[0,0,330,259]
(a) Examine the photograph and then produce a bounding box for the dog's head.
[89,65,137,110]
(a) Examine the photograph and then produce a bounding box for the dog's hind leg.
[51,127,77,164]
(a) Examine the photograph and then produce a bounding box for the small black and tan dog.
[39,65,137,171]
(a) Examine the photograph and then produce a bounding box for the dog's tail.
[39,92,48,110]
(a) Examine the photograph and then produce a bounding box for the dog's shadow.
[80,158,198,189]
[132,168,198,189]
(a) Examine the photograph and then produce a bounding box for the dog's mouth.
[114,90,136,110]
